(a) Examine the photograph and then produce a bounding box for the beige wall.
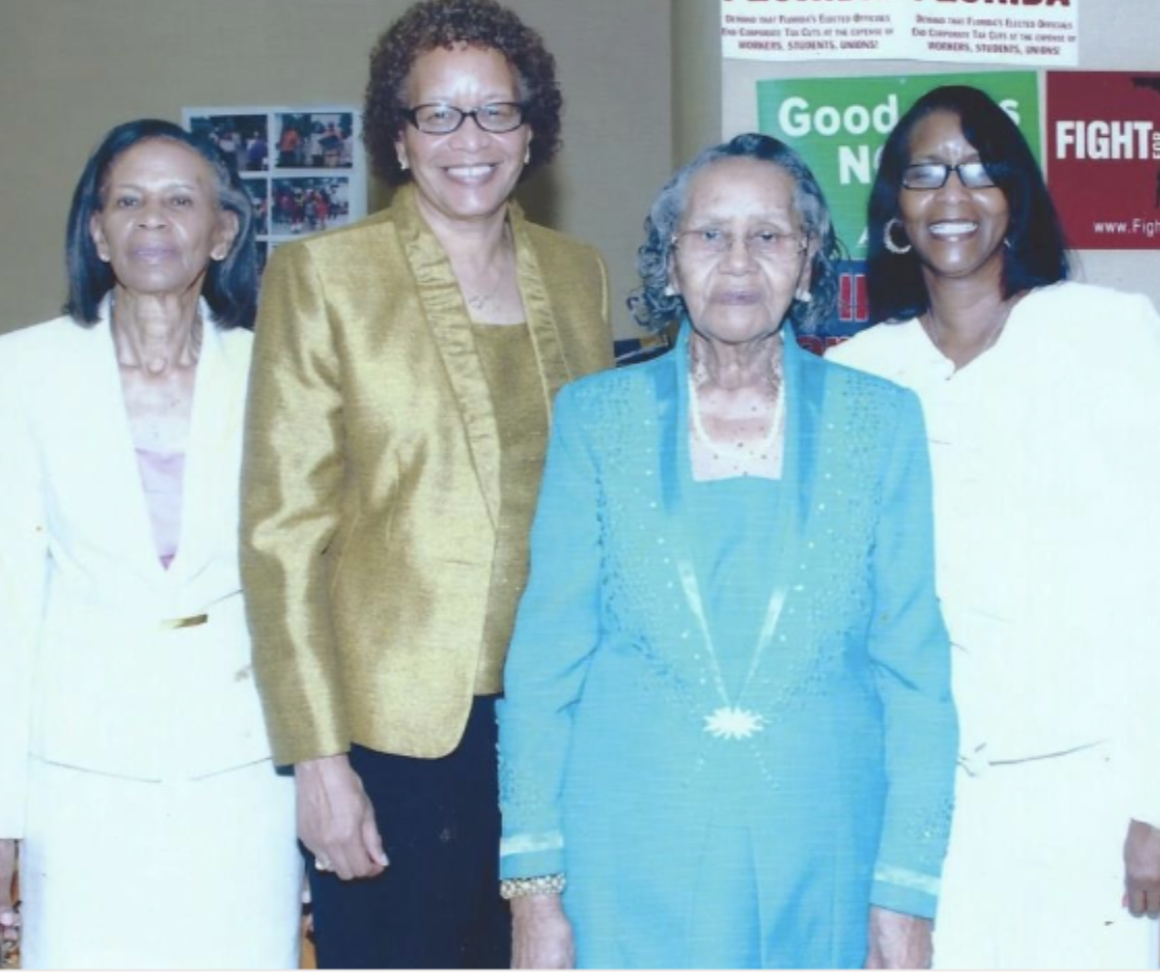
[0,0,674,339]
[11,4,1145,337]
[672,0,722,167]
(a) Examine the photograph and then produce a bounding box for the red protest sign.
[1047,71,1160,250]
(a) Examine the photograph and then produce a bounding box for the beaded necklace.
[688,374,785,464]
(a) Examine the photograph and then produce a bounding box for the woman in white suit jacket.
[0,120,300,970]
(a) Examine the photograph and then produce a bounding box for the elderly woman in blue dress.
[496,133,959,969]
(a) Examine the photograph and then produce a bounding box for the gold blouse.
[470,322,549,693]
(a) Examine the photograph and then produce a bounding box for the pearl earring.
[795,287,812,303]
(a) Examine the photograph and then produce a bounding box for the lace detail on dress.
[501,360,952,873]
[498,739,549,820]
[574,366,904,729]
[908,791,955,873]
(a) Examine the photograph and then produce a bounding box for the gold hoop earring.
[884,217,912,255]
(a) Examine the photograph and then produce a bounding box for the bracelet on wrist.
[499,873,567,900]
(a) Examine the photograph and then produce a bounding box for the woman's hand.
[0,839,19,966]
[511,894,574,969]
[296,754,388,881]
[865,906,932,969]
[1124,819,1160,918]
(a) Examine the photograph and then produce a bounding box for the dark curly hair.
[867,84,1069,324]
[363,0,562,186]
[629,133,843,335]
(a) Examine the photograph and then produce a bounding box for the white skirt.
[934,745,1160,970]
[20,756,301,970]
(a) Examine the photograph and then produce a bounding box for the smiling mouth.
[928,220,978,239]
[444,163,498,182]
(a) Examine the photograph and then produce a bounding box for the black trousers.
[307,697,511,969]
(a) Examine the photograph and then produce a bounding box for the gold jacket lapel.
[396,186,501,528]
[510,202,572,417]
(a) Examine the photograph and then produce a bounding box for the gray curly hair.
[628,132,843,334]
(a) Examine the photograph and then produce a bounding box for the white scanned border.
[721,0,1078,66]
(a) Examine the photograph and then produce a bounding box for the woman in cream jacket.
[0,120,300,970]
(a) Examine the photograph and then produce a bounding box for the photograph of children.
[242,177,270,236]
[188,113,269,173]
[271,176,352,235]
[273,112,354,170]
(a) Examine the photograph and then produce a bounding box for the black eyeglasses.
[401,102,528,135]
[902,161,998,191]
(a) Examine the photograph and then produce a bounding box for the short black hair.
[363,0,561,186]
[867,84,1068,324]
[65,118,258,330]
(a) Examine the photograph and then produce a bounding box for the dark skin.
[895,111,1015,372]
[0,138,242,967]
[904,108,1160,928]
[512,157,934,972]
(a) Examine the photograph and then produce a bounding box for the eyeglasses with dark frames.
[672,226,809,261]
[401,102,528,135]
[902,161,998,191]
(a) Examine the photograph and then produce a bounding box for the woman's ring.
[314,858,332,872]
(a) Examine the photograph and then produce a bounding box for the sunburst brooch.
[703,706,765,740]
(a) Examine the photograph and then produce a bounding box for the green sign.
[757,72,1041,257]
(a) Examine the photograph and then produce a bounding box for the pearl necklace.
[688,372,785,463]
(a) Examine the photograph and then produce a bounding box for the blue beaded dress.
[498,326,958,968]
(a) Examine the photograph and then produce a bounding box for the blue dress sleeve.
[497,383,603,879]
[867,389,959,919]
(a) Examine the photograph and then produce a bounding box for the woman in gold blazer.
[240,1,612,967]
